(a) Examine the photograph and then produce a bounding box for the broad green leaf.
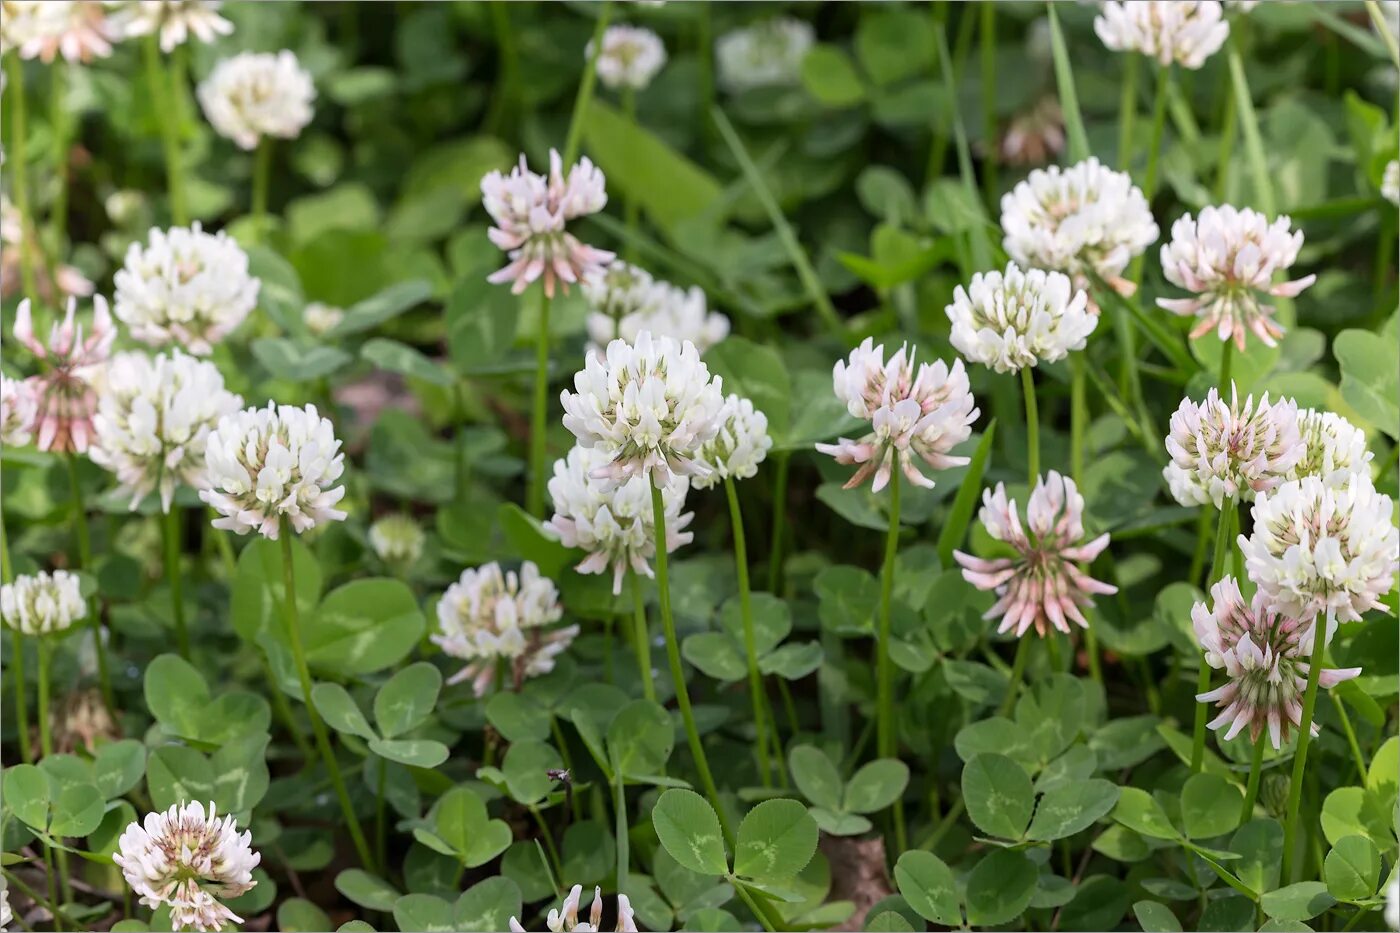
[446,274,521,373]
[428,786,513,868]
[607,700,674,779]
[1113,788,1181,840]
[311,683,379,742]
[278,898,333,933]
[49,783,105,837]
[704,338,793,438]
[335,869,402,911]
[485,692,552,743]
[500,741,564,806]
[1231,818,1284,895]
[369,739,450,769]
[801,45,865,108]
[964,849,1037,927]
[961,753,1034,840]
[893,851,960,927]
[759,642,823,680]
[1336,324,1399,439]
[304,579,425,676]
[1321,786,1393,848]
[375,662,442,739]
[1182,773,1243,839]
[498,503,574,580]
[212,732,272,813]
[810,808,872,836]
[143,654,210,740]
[1324,835,1380,901]
[455,876,524,933]
[393,893,455,933]
[733,799,819,882]
[1260,882,1337,921]
[146,746,215,813]
[865,910,915,932]
[683,633,747,682]
[788,746,843,812]
[328,279,433,337]
[652,789,729,877]
[93,741,146,800]
[361,337,452,387]
[1027,779,1121,841]
[252,338,353,382]
[844,760,909,815]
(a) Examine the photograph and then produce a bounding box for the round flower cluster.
[1,373,38,448]
[1094,1,1230,69]
[691,394,772,491]
[1,0,115,63]
[1,570,86,637]
[90,350,243,512]
[200,402,348,539]
[113,224,261,355]
[583,264,729,356]
[1383,160,1400,207]
[560,331,727,489]
[510,885,638,933]
[368,513,425,566]
[816,338,978,492]
[197,50,315,150]
[12,296,116,454]
[113,801,260,933]
[481,149,614,297]
[1193,576,1361,749]
[432,561,575,695]
[302,302,345,337]
[945,262,1096,373]
[590,24,667,90]
[1287,409,1373,488]
[545,444,694,594]
[1000,157,1159,295]
[111,1,234,53]
[715,17,815,92]
[1162,387,1304,508]
[1241,474,1399,624]
[1157,205,1315,351]
[955,471,1118,638]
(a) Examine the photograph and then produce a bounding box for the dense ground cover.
[1,1,1398,931]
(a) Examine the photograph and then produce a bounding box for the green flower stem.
[375,757,388,872]
[1070,355,1086,484]
[875,467,901,760]
[766,452,790,594]
[261,654,313,761]
[1330,691,1367,781]
[998,637,1030,718]
[697,2,715,148]
[734,883,780,933]
[278,524,377,872]
[1282,612,1331,883]
[251,137,272,243]
[1214,64,1238,201]
[613,772,629,900]
[649,483,732,845]
[562,1,613,165]
[66,454,113,711]
[1118,52,1139,170]
[49,62,71,257]
[5,55,40,306]
[1142,64,1171,202]
[162,507,189,660]
[1240,733,1266,823]
[1020,367,1040,484]
[3,866,76,933]
[36,637,52,758]
[142,35,187,225]
[978,2,998,208]
[1191,495,1236,773]
[725,477,773,787]
[527,291,553,518]
[529,804,565,882]
[2,518,32,764]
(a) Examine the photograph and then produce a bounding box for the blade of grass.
[936,419,997,568]
[1047,2,1090,162]
[932,17,991,269]
[1091,273,1197,375]
[1311,4,1390,61]
[562,1,614,165]
[1226,39,1275,217]
[1365,0,1400,68]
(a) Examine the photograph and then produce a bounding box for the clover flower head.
[110,1,233,52]
[1157,205,1315,351]
[302,302,344,337]
[1,0,117,62]
[1,373,39,448]
[197,49,315,150]
[1094,1,1230,69]
[1162,385,1304,508]
[1000,157,1158,295]
[1193,576,1361,749]
[585,270,729,357]
[560,331,726,489]
[815,338,978,492]
[1,885,9,931]
[590,24,666,90]
[2,194,95,303]
[432,561,574,695]
[692,394,772,491]
[368,513,424,565]
[13,295,116,453]
[1,570,86,637]
[510,885,639,933]
[113,801,259,933]
[1287,409,1373,488]
[946,262,1096,373]
[1241,474,1399,624]
[582,262,657,330]
[1383,160,1399,207]
[91,350,244,512]
[716,17,814,92]
[955,471,1117,638]
[199,402,347,539]
[545,443,693,594]
[481,149,614,297]
[113,223,260,355]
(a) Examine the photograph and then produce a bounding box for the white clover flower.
[200,402,347,540]
[585,272,729,358]
[197,50,315,150]
[545,444,694,595]
[1157,205,1315,351]
[12,296,116,454]
[509,885,639,933]
[1286,409,1373,488]
[716,17,814,93]
[1387,874,1399,932]
[1242,474,1400,624]
[590,24,667,90]
[692,394,772,491]
[1,0,116,62]
[1,885,9,931]
[945,262,1095,373]
[481,149,614,297]
[1,570,86,637]
[90,350,243,512]
[1162,386,1304,508]
[302,302,344,337]
[432,561,575,695]
[815,338,979,492]
[368,513,424,566]
[110,1,233,53]
[1383,160,1399,207]
[561,331,727,490]
[1000,157,1159,296]
[2,373,38,448]
[113,224,260,355]
[582,262,657,331]
[1094,1,1230,69]
[1193,576,1360,749]
[113,801,259,933]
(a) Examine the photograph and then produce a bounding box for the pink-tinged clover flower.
[955,471,1117,638]
[1162,385,1304,509]
[12,296,117,454]
[510,885,638,933]
[1193,576,1361,749]
[815,338,978,492]
[481,149,614,297]
[1,373,39,448]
